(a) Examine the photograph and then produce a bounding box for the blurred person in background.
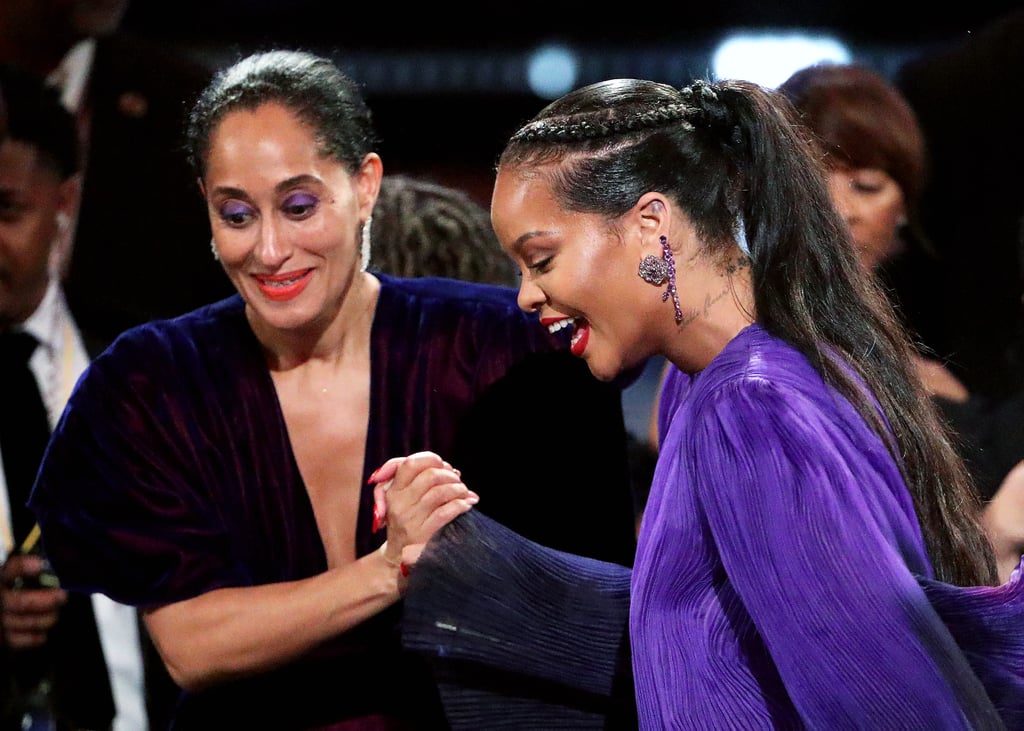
[777,61,1009,499]
[0,61,175,731]
[369,174,517,286]
[777,64,962,395]
[779,62,1024,582]
[0,0,232,353]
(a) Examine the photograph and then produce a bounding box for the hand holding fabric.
[369,451,478,569]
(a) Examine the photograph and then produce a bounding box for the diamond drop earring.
[638,235,683,325]
[360,216,372,272]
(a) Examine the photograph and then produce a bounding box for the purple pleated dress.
[632,323,1023,729]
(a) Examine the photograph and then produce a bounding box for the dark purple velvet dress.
[28,274,637,729]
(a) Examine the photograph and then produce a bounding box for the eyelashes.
[282,192,318,218]
[219,200,253,226]
[528,256,553,273]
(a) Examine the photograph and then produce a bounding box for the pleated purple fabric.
[633,323,1023,729]
[401,510,636,730]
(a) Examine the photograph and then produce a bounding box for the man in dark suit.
[0,0,233,353]
[0,62,177,731]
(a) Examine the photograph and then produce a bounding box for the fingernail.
[467,493,480,505]
[367,468,381,485]
[400,562,410,577]
[371,505,380,533]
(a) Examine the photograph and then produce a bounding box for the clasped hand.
[368,451,479,570]
[0,553,67,650]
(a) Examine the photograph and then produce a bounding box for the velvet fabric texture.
[633,323,1023,729]
[28,273,637,728]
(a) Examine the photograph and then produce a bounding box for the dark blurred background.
[118,1,1023,205]
[110,2,1024,422]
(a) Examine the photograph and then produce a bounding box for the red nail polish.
[400,562,410,577]
[371,505,380,533]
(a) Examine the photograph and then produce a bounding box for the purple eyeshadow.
[284,193,317,207]
[221,201,251,217]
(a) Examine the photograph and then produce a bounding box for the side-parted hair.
[498,77,996,587]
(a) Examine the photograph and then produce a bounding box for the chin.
[612,358,650,389]
[582,356,623,384]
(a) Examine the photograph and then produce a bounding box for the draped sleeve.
[29,297,315,607]
[686,362,1003,727]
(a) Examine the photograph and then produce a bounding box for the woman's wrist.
[378,541,410,577]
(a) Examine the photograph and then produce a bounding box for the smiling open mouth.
[545,316,578,334]
[541,316,590,356]
[254,269,313,301]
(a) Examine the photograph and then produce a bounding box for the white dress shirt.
[0,281,149,731]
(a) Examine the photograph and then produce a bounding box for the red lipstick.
[570,321,590,357]
[254,269,313,302]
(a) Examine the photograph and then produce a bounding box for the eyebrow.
[209,174,322,200]
[510,230,553,255]
[275,174,321,194]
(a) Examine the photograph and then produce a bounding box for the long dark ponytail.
[500,77,996,586]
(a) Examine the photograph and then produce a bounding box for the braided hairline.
[510,102,693,143]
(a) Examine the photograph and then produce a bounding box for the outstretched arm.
[143,453,475,691]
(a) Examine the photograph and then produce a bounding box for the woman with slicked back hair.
[489,74,1024,728]
[394,75,1024,728]
[26,50,637,728]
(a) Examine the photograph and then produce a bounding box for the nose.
[253,219,290,268]
[516,275,546,314]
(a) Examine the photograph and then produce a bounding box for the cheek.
[573,241,623,300]
[826,175,853,216]
[317,220,357,265]
[579,243,641,326]
[6,219,55,270]
[212,228,252,266]
[860,196,904,241]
